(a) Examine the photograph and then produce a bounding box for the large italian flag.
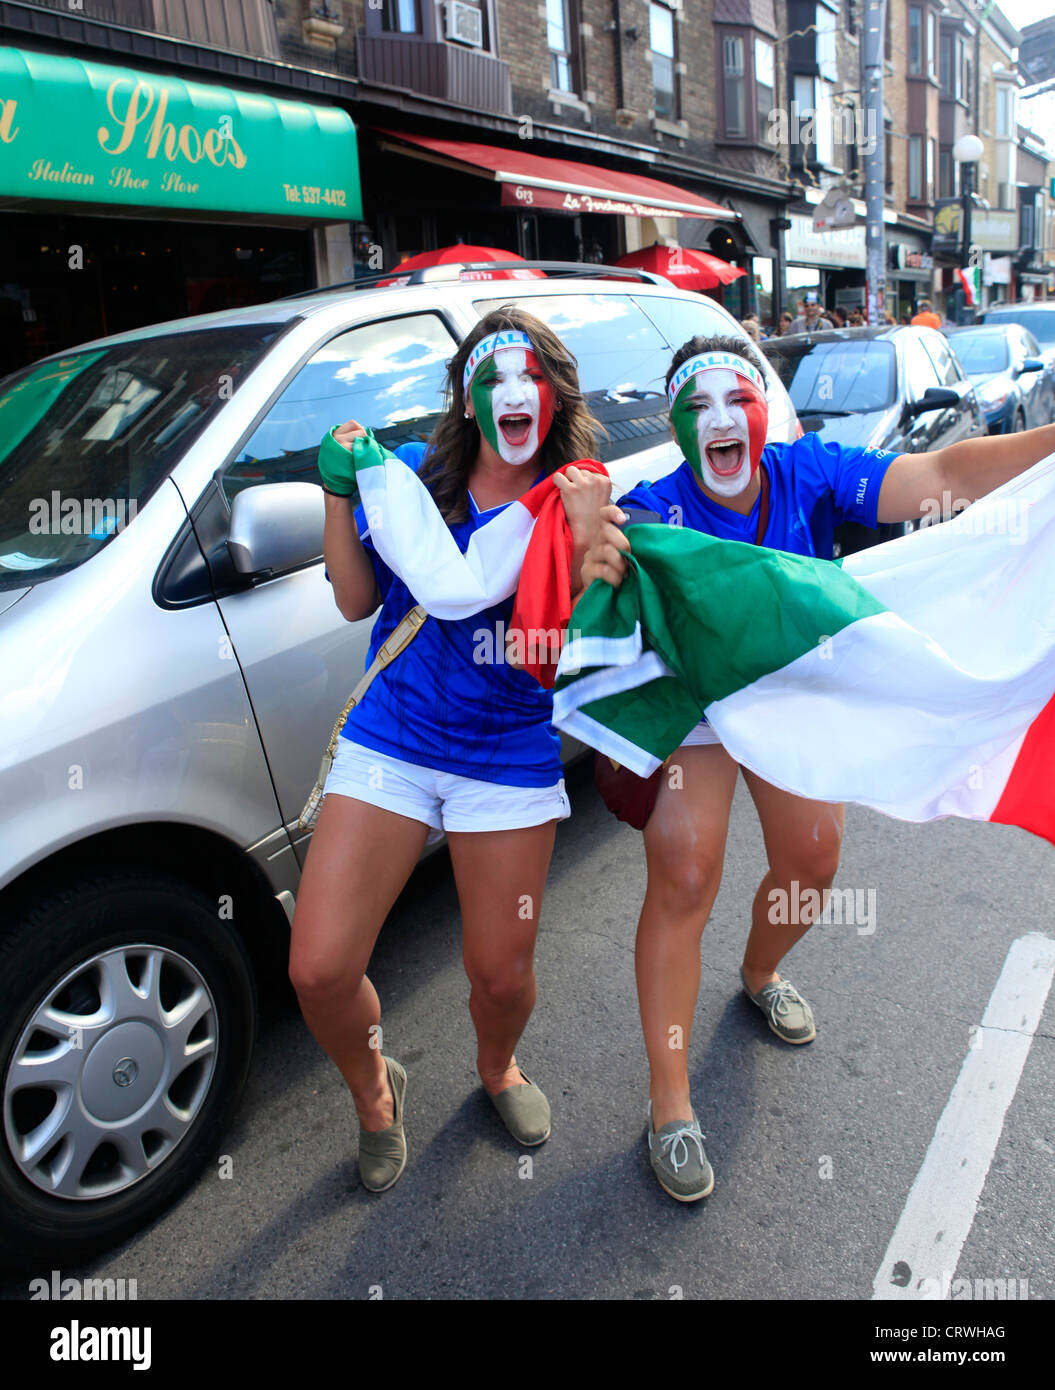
[552,454,1055,844]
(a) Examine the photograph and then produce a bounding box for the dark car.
[947,323,1055,434]
[762,326,985,555]
[979,303,1055,369]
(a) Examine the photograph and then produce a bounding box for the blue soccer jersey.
[618,433,900,559]
[332,444,562,788]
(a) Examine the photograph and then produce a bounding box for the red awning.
[376,130,738,222]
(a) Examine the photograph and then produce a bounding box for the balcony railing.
[18,0,282,59]
[356,34,513,115]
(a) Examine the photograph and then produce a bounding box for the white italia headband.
[667,352,766,408]
[463,330,535,394]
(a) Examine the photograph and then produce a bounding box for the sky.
[997,0,1055,150]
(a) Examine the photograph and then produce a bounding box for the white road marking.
[872,931,1055,1300]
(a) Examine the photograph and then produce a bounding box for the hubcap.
[3,944,218,1200]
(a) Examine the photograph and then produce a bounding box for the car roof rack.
[278,260,669,300]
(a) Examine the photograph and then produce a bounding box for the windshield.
[950,332,1010,376]
[474,292,672,401]
[982,310,1055,348]
[763,338,896,414]
[0,323,285,591]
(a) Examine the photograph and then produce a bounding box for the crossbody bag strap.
[754,463,770,547]
[329,602,427,749]
[297,603,427,831]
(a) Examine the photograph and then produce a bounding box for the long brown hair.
[424,305,599,523]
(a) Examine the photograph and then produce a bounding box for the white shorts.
[323,738,571,841]
[680,719,723,748]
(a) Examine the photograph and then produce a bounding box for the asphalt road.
[3,759,1053,1302]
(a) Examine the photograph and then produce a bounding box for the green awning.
[0,47,361,223]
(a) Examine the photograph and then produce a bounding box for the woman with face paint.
[290,308,609,1193]
[579,333,891,1201]
[578,325,1055,1202]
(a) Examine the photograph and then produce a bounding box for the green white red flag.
[550,455,1055,844]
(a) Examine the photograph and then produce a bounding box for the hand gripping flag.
[547,453,1055,845]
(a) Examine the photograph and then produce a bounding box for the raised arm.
[320,419,381,622]
[876,422,1055,523]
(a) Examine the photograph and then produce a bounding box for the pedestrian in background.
[788,293,834,334]
[911,299,942,330]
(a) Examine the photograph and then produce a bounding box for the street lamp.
[953,134,984,321]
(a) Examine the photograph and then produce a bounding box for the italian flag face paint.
[668,352,769,497]
[466,335,556,467]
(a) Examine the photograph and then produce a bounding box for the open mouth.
[705,439,746,475]
[499,413,534,447]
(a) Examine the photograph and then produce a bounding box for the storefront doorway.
[1,213,313,374]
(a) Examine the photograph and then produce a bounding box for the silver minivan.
[0,268,797,1262]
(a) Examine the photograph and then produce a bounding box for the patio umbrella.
[616,242,747,291]
[376,244,546,287]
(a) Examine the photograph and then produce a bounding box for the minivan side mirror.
[1016,358,1044,375]
[904,386,960,418]
[227,482,325,577]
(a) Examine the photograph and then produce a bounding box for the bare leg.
[635,745,739,1131]
[447,821,557,1096]
[289,794,429,1130]
[738,768,845,994]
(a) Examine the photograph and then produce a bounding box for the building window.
[939,146,954,198]
[651,3,677,121]
[817,9,837,80]
[927,137,935,201]
[382,0,421,32]
[723,34,746,136]
[927,12,936,79]
[755,38,775,139]
[816,81,834,166]
[909,7,922,75]
[908,135,922,199]
[846,0,857,38]
[964,55,971,109]
[547,0,574,91]
[794,74,834,168]
[940,32,952,95]
[997,87,1014,138]
[1021,200,1035,251]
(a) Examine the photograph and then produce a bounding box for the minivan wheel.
[0,870,256,1267]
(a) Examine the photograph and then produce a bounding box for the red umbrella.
[376,244,546,287]
[616,242,747,291]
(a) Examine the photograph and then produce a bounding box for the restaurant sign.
[0,47,361,221]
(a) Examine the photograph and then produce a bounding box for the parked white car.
[0,265,797,1262]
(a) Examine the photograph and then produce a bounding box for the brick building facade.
[1,0,1051,370]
